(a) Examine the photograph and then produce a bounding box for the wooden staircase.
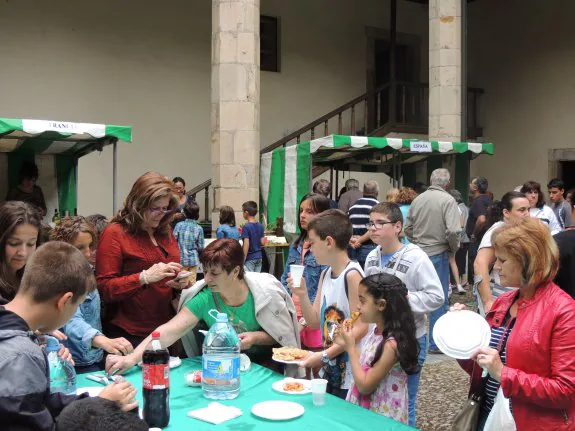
[189,81,483,221]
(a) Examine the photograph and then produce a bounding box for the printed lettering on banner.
[409,141,432,153]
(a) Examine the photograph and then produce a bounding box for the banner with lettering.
[260,135,494,233]
[0,117,132,221]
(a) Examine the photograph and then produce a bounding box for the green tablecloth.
[77,358,414,430]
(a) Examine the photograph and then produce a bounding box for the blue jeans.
[244,258,262,272]
[407,334,428,427]
[428,251,449,351]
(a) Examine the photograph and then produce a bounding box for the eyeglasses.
[365,220,396,229]
[149,207,171,215]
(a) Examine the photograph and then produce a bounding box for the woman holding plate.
[453,217,575,430]
[105,239,300,376]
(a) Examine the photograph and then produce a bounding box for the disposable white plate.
[272,378,312,395]
[138,356,182,369]
[432,310,491,359]
[271,350,311,365]
[251,401,305,421]
[76,386,103,397]
[271,356,306,365]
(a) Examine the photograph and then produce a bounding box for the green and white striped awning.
[0,117,132,220]
[260,135,494,233]
[308,134,493,156]
[0,117,132,155]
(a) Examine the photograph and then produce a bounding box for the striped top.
[481,318,515,421]
[348,197,379,239]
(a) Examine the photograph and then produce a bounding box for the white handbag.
[483,387,516,431]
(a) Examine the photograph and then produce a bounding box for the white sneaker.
[456,284,466,294]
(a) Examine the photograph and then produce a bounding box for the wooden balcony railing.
[191,81,484,221]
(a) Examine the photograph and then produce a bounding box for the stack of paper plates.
[432,310,491,359]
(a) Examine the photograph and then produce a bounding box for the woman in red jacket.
[96,172,189,347]
[454,217,575,430]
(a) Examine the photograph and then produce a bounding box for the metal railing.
[190,81,484,220]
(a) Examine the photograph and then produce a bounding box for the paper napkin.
[187,402,243,425]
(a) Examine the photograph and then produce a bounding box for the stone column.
[429,0,463,142]
[211,0,260,231]
[429,0,469,197]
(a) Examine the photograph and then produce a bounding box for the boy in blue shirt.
[241,201,265,272]
[174,201,205,285]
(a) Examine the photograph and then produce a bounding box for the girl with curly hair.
[336,273,419,424]
[52,217,134,372]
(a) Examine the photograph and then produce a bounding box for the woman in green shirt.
[106,239,300,375]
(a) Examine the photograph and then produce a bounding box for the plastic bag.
[484,387,516,431]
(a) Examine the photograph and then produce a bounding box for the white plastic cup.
[311,378,328,406]
[290,265,305,287]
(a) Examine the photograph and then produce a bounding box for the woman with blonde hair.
[96,172,190,347]
[453,217,575,430]
[386,187,399,203]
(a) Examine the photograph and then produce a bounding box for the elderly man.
[312,179,338,209]
[348,180,380,269]
[337,178,362,213]
[404,169,461,354]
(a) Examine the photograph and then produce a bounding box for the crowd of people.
[0,164,574,430]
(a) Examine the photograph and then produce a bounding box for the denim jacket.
[62,289,104,366]
[280,241,326,303]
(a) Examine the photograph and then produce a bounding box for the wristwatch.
[321,350,330,365]
[298,317,308,328]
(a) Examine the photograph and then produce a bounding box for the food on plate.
[282,381,305,392]
[272,346,310,361]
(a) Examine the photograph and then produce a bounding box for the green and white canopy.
[0,117,132,220]
[260,135,494,233]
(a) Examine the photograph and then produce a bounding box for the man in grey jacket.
[404,168,461,354]
[337,178,363,213]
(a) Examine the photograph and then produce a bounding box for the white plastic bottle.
[45,336,77,395]
[201,311,240,400]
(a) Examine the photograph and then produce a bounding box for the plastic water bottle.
[45,336,76,395]
[202,310,240,400]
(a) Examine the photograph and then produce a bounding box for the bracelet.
[140,270,149,285]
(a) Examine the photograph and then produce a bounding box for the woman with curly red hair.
[96,172,189,347]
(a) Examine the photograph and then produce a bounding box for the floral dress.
[346,326,408,423]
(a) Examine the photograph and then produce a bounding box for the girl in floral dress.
[336,273,419,423]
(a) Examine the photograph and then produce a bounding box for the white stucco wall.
[0,0,428,217]
[468,0,575,199]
